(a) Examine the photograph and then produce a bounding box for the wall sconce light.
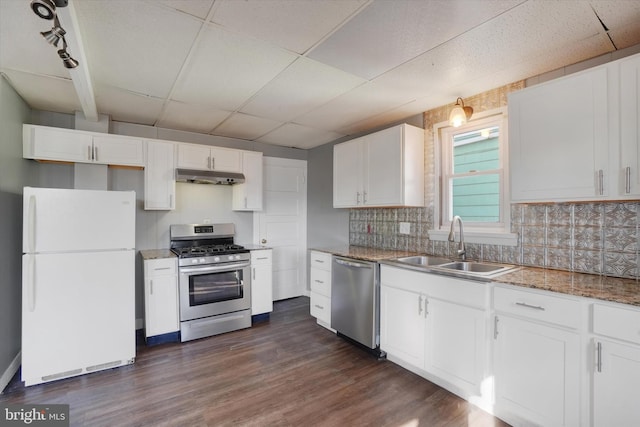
[449,97,473,127]
[30,0,78,69]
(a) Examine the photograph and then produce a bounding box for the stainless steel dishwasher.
[331,256,381,354]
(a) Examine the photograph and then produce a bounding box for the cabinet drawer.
[144,258,177,276]
[310,268,331,297]
[310,292,331,324]
[494,286,581,329]
[593,303,640,345]
[310,251,332,271]
[251,250,272,266]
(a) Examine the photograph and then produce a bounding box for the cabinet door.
[210,146,242,172]
[29,126,93,163]
[593,339,640,426]
[145,274,179,337]
[251,250,273,315]
[380,285,426,368]
[92,135,144,166]
[177,143,211,170]
[509,66,610,201]
[425,298,486,393]
[144,140,175,210]
[364,126,402,206]
[620,54,640,197]
[333,138,363,207]
[233,151,263,211]
[494,314,580,426]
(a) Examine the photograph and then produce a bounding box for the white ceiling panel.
[240,57,366,122]
[158,0,214,20]
[307,0,524,80]
[171,24,298,110]
[211,0,368,54]
[94,85,165,126]
[590,0,640,29]
[73,0,202,98]
[0,0,69,78]
[213,113,282,140]
[156,100,231,133]
[1,69,80,113]
[294,81,415,132]
[257,123,343,149]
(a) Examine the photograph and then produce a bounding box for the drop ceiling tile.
[1,70,80,113]
[608,23,640,50]
[172,25,298,111]
[294,81,414,131]
[257,123,343,149]
[159,0,214,19]
[0,0,69,78]
[94,85,165,125]
[307,0,523,80]
[213,113,282,140]
[156,100,231,134]
[240,57,366,122]
[590,1,640,29]
[211,0,367,54]
[74,0,202,98]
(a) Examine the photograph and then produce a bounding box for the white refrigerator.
[22,187,136,386]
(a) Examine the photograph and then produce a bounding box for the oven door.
[179,261,251,321]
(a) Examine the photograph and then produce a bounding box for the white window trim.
[430,106,517,247]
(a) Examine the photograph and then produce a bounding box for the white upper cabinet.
[144,140,176,210]
[232,151,263,211]
[24,124,144,167]
[333,123,424,208]
[177,143,242,173]
[620,54,640,197]
[509,52,640,202]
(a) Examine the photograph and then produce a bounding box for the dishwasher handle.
[334,257,372,269]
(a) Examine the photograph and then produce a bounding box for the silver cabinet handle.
[150,279,153,295]
[334,258,370,268]
[252,267,255,280]
[153,267,171,271]
[207,156,211,170]
[598,169,604,195]
[596,342,603,373]
[88,145,92,160]
[626,166,631,194]
[494,316,499,339]
[314,279,324,284]
[356,191,361,205]
[256,257,269,260]
[211,157,215,170]
[424,297,429,318]
[314,304,324,310]
[94,146,98,162]
[418,295,423,316]
[363,190,367,204]
[515,301,546,311]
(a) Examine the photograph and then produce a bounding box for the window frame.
[430,107,517,246]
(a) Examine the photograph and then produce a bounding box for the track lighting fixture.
[30,0,79,69]
[449,97,474,128]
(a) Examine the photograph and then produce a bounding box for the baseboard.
[0,352,21,394]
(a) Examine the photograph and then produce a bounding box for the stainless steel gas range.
[170,223,251,342]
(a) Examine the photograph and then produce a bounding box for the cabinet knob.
[261,239,267,244]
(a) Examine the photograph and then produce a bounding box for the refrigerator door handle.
[27,255,36,312]
[28,195,36,253]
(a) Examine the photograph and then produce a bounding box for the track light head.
[30,0,57,20]
[58,49,79,69]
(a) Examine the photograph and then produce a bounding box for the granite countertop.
[139,249,176,260]
[312,245,421,262]
[493,267,640,307]
[311,246,640,307]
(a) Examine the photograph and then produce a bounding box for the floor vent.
[86,360,122,372]
[42,368,82,382]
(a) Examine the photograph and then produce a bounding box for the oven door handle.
[180,261,250,274]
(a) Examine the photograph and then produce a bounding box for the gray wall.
[0,76,35,388]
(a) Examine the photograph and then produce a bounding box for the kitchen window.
[431,108,517,246]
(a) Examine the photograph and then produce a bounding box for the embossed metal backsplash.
[349,202,639,279]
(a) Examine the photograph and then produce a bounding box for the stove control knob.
[235,255,241,260]
[199,258,205,264]
[228,255,234,261]
[214,257,220,262]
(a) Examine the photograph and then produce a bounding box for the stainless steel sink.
[434,261,517,276]
[394,255,452,267]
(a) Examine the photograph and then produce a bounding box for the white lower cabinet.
[143,257,179,339]
[309,251,333,330]
[591,302,640,426]
[380,265,488,399]
[493,286,581,427]
[250,249,273,316]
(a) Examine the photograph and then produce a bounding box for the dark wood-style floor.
[1,297,510,427]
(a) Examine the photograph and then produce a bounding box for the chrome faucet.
[448,215,466,261]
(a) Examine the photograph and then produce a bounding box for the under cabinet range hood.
[175,168,245,185]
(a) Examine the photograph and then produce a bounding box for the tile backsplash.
[349,202,639,280]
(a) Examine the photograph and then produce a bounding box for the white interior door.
[254,157,307,301]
